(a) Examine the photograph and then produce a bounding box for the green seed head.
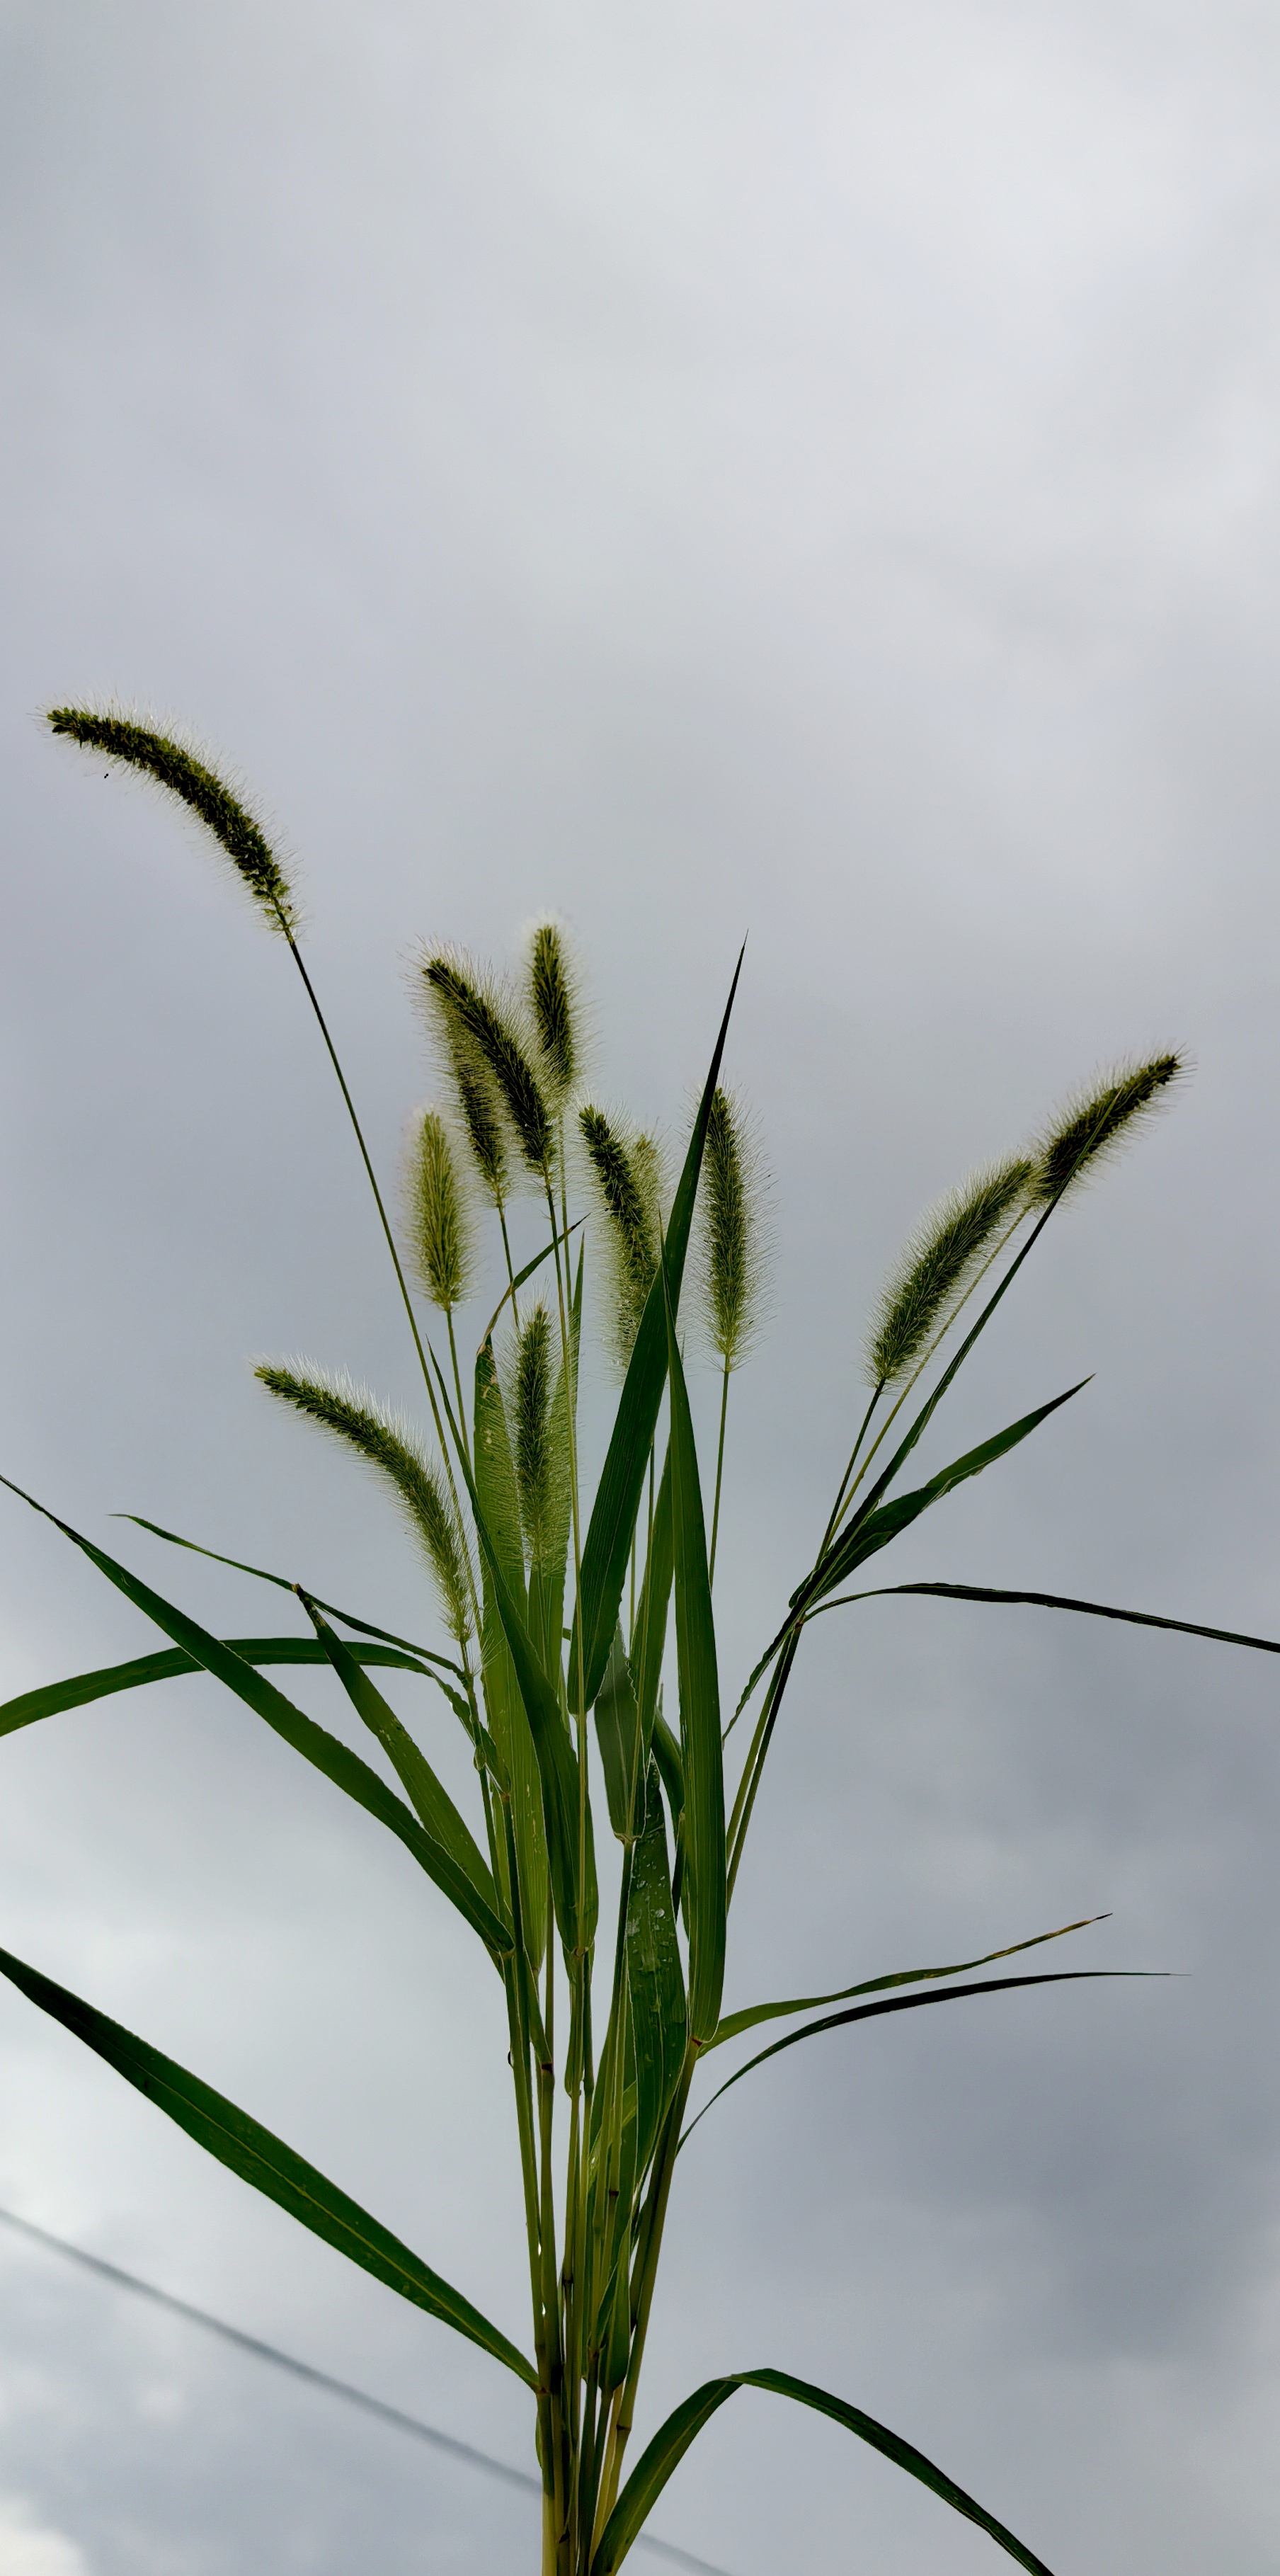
[511,1301,557,1560]
[1033,1054,1184,1204]
[418,949,554,1178]
[867,1155,1034,1387]
[404,1107,475,1311]
[256,1362,472,1643]
[578,1104,665,1369]
[526,918,581,1106]
[46,705,298,935]
[697,1086,768,1370]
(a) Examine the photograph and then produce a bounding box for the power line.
[0,2206,730,2576]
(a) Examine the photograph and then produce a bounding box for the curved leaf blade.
[300,1600,507,1945]
[0,1638,449,1743]
[683,1970,1160,2143]
[0,1942,537,2387]
[707,1913,1107,2050]
[0,1478,510,1947]
[802,1381,1089,1612]
[117,1513,467,1676]
[593,2366,1053,2575]
[823,1579,1280,1658]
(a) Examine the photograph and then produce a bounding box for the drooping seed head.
[418,950,554,1177]
[1033,1054,1184,1204]
[404,1107,475,1311]
[867,1155,1034,1387]
[46,705,299,935]
[256,1362,472,1643]
[526,918,581,1106]
[578,1104,664,1369]
[697,1086,770,1370]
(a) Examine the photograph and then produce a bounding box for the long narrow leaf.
[571,950,744,1714]
[663,1269,724,2046]
[816,1579,1280,1658]
[626,1760,687,2181]
[0,1638,435,1742]
[683,1969,1160,2143]
[593,2365,1054,2576]
[118,1513,467,1677]
[707,1913,1106,2050]
[799,1380,1090,1616]
[0,1478,508,1944]
[300,1600,507,1951]
[0,1942,537,2386]
[729,1385,1089,1736]
[433,1397,586,1955]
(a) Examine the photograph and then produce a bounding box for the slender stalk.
[499,1201,520,1325]
[445,1308,471,1476]
[593,2050,697,2538]
[727,1197,1067,1905]
[820,1383,882,1556]
[280,935,484,1636]
[707,1357,731,1588]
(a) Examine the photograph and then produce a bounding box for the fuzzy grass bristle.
[510,1302,556,1560]
[867,1156,1033,1388]
[404,1108,474,1311]
[1034,1054,1184,1204]
[419,950,553,1178]
[256,1362,472,1643]
[578,1105,664,1369]
[46,705,298,935]
[697,1086,768,1370]
[527,919,581,1106]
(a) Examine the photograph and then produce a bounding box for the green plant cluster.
[5,710,1273,2576]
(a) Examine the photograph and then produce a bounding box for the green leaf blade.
[626,1760,687,2180]
[663,1271,725,2048]
[804,1381,1090,1610]
[0,1639,455,1744]
[0,1942,537,2388]
[685,1970,1160,2144]
[706,1913,1107,2050]
[0,1481,508,1947]
[593,2367,1053,2575]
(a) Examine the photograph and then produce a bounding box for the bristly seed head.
[46,705,298,935]
[578,1104,664,1370]
[527,919,580,1107]
[867,1156,1034,1387]
[697,1085,769,1371]
[512,1301,554,1558]
[404,1107,474,1311]
[1033,1054,1184,1204]
[418,950,554,1178]
[256,1362,472,1643]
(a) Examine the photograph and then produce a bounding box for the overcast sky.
[3,4,1280,2572]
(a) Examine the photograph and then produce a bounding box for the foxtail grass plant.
[8,707,1277,2576]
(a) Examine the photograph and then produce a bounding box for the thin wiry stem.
[820,1383,882,1556]
[445,1309,471,1476]
[282,933,469,1513]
